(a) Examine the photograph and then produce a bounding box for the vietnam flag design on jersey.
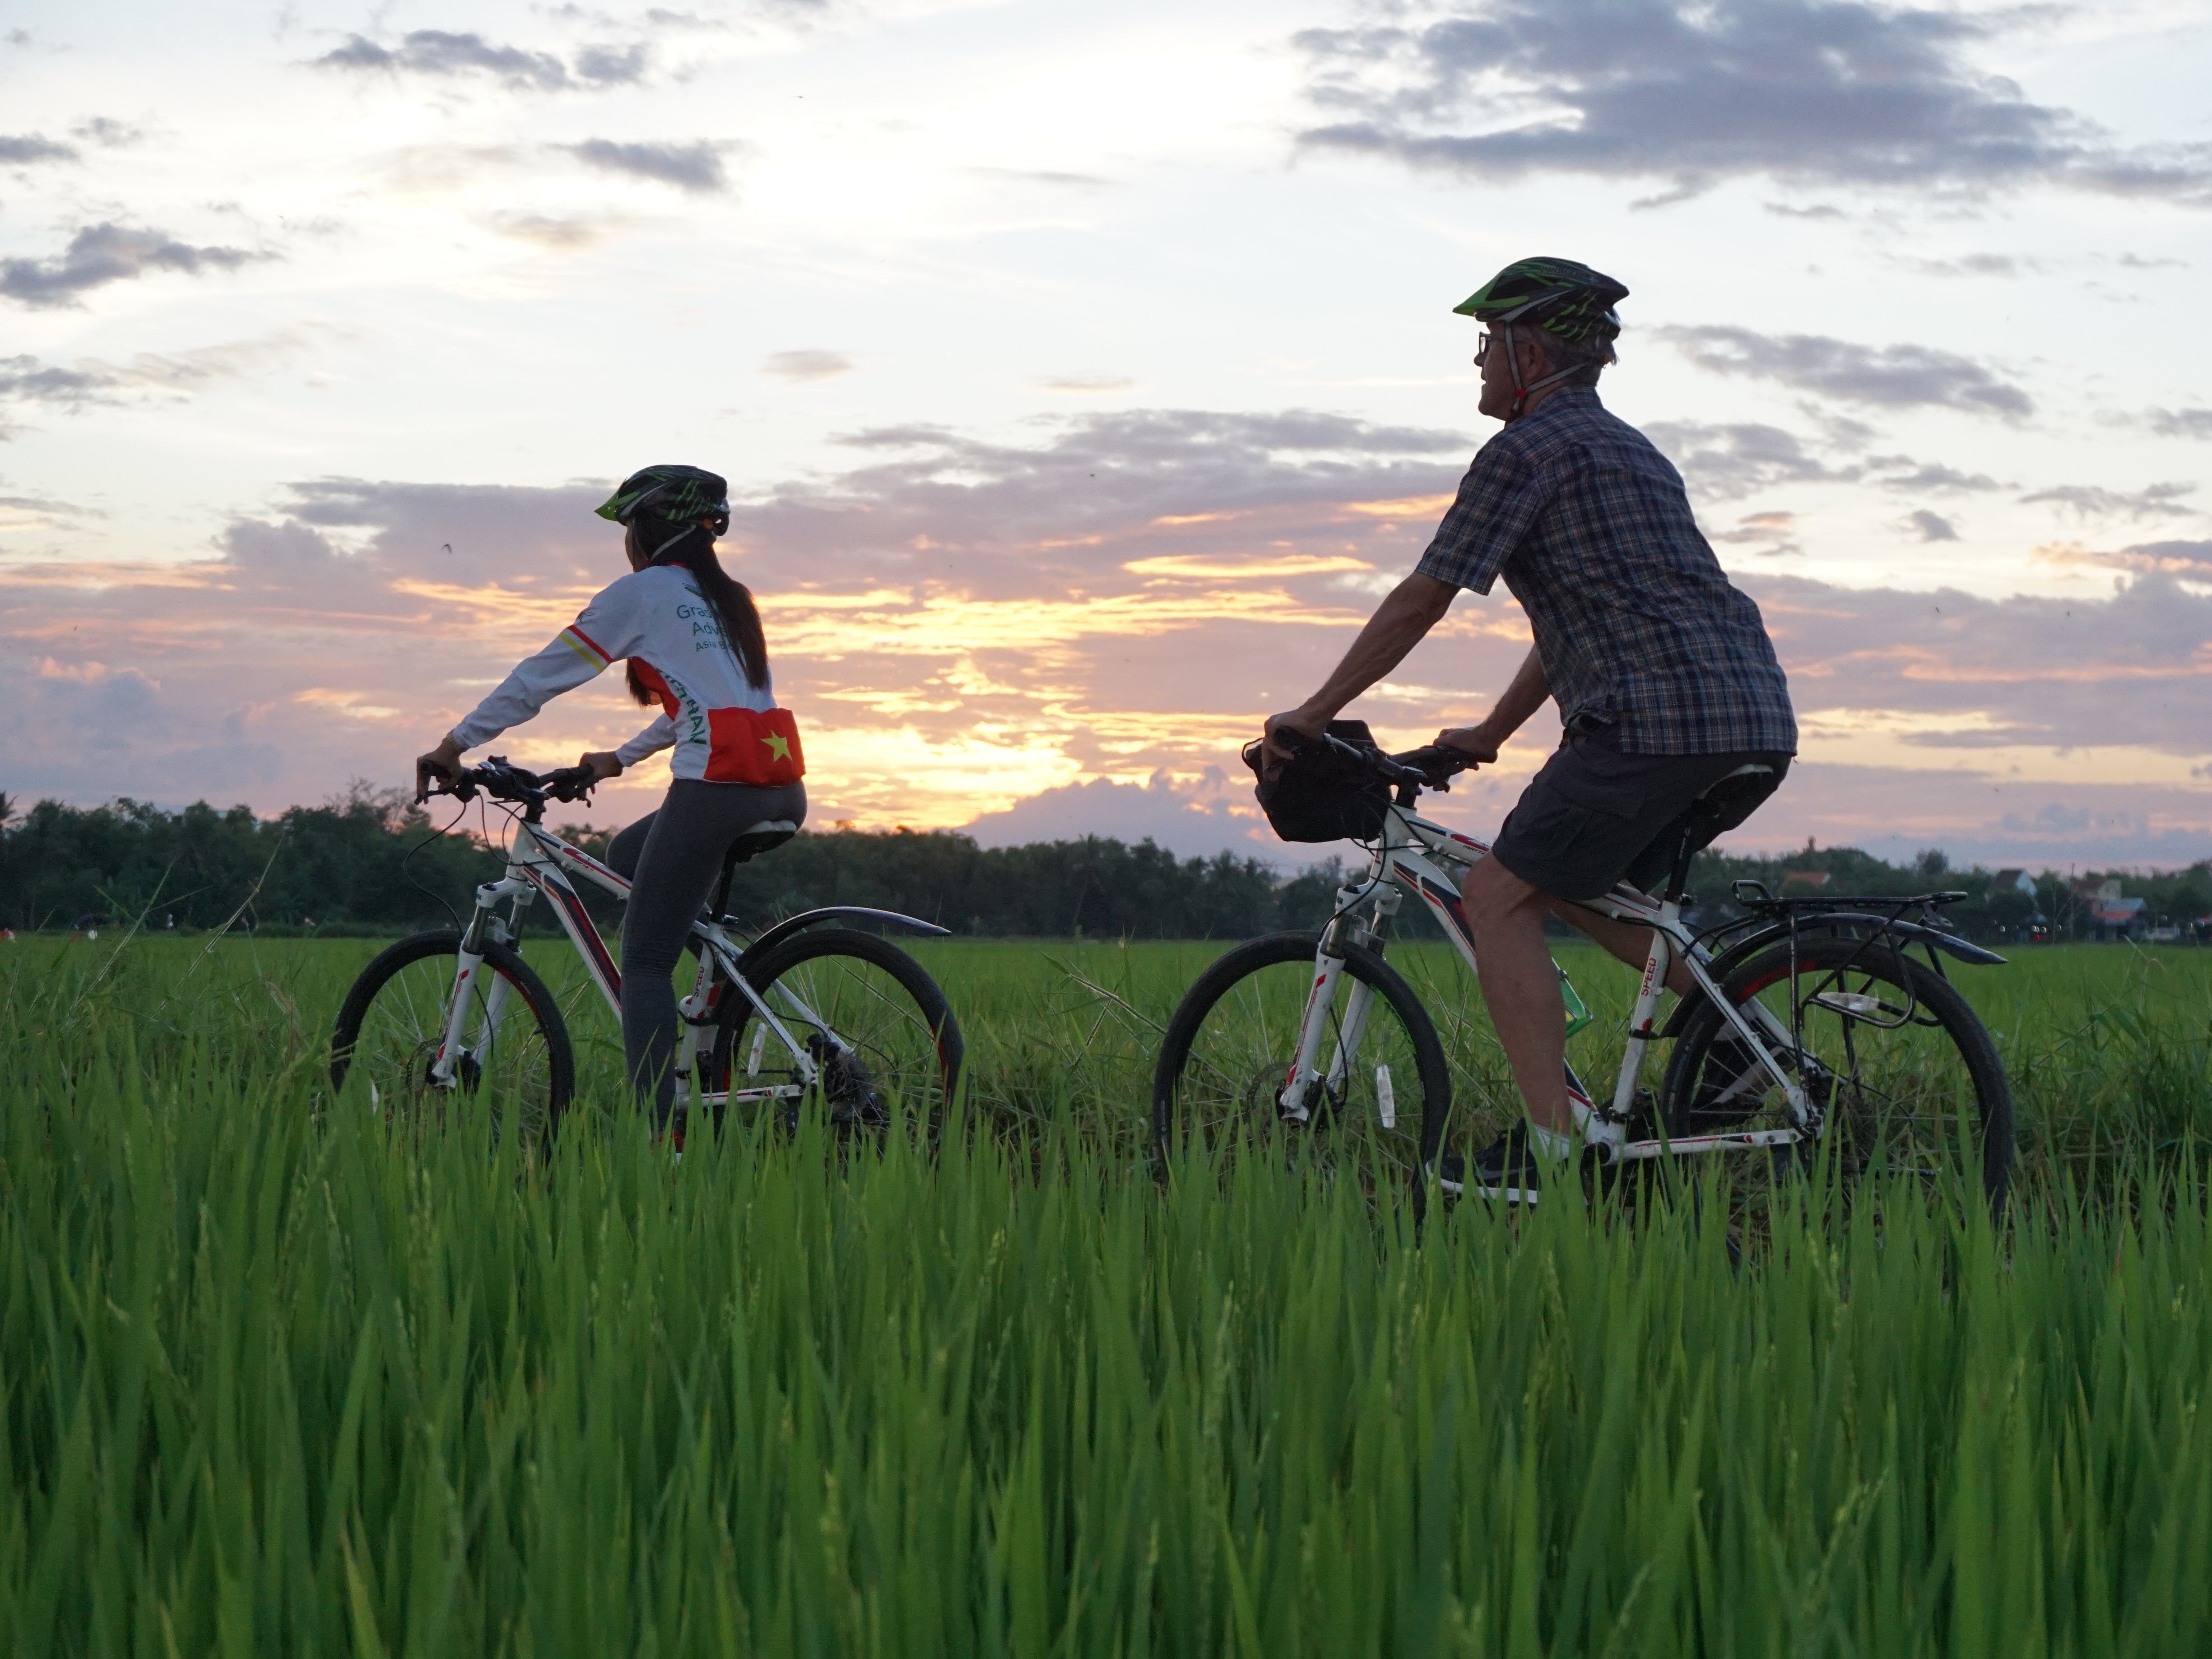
[705,707,806,786]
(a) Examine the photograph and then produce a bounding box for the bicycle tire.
[1152,931,1450,1180]
[703,926,962,1142]
[1659,933,2014,1213]
[329,930,575,1145]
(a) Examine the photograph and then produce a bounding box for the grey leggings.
[607,777,807,1124]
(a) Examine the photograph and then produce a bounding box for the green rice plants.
[0,937,2207,1652]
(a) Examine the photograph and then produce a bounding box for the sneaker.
[1440,1121,1547,1204]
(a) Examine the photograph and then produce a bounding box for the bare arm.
[1263,574,1456,761]
[1438,645,1548,760]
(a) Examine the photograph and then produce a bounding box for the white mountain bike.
[329,758,962,1146]
[1152,735,2014,1212]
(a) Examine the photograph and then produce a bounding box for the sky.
[2,0,2208,870]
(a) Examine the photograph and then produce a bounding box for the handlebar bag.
[1242,719,1390,843]
[704,707,807,786]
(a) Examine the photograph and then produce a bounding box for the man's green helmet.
[1454,257,1629,344]
[595,464,730,534]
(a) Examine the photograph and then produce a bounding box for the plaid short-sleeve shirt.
[1415,388,1797,757]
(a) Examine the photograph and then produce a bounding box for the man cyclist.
[1263,257,1797,1203]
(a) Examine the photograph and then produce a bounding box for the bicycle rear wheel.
[1152,932,1449,1180]
[329,930,574,1147]
[1660,933,2014,1214]
[703,927,962,1143]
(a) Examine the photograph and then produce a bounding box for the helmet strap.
[648,524,697,562]
[1501,319,1594,419]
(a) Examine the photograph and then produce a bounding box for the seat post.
[1664,829,1701,907]
[707,845,741,922]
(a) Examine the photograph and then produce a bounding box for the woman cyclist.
[414,463,805,1128]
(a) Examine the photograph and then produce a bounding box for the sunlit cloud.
[1122,554,1372,579]
[6,407,2207,864]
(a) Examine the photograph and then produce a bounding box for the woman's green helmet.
[595,464,731,535]
[1454,257,1629,344]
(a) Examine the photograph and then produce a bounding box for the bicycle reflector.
[1242,719,1392,842]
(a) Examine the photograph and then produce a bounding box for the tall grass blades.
[2,936,2209,1654]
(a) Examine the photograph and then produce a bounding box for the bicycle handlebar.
[429,756,598,812]
[1298,730,1477,793]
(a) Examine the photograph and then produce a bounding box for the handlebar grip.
[542,766,597,802]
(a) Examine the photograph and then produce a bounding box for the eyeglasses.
[1473,330,1494,367]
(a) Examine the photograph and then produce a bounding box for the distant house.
[1992,869,2037,897]
[1781,869,1830,889]
[2090,893,2149,941]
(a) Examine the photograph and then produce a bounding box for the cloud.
[2145,408,2212,440]
[1745,571,2212,761]
[572,42,649,84]
[2052,539,2212,580]
[1041,375,1136,394]
[564,138,732,191]
[762,349,853,381]
[2020,482,2196,522]
[0,355,118,409]
[0,223,267,310]
[1763,202,1843,219]
[0,335,312,430]
[1293,0,2212,204]
[970,167,1119,191]
[316,29,649,92]
[70,117,142,147]
[1657,325,2033,419]
[1864,458,2000,494]
[1905,509,1958,542]
[0,134,76,164]
[487,213,613,248]
[1901,253,2039,278]
[1709,509,1802,557]
[8,411,2204,867]
[961,769,1264,860]
[1642,420,1844,502]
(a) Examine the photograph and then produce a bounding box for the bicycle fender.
[737,906,950,968]
[1659,915,2005,1038]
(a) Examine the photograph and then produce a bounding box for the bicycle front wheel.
[704,927,962,1143]
[1152,932,1449,1179]
[1660,933,2014,1213]
[329,931,574,1147]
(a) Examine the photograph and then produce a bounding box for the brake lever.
[543,767,598,804]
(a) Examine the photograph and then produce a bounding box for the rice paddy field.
[5,930,2211,1654]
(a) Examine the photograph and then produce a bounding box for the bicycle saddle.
[1687,763,1775,823]
[722,820,799,868]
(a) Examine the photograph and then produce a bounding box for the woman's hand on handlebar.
[1435,725,1500,767]
[578,750,624,784]
[415,734,464,803]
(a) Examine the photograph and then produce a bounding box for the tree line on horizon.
[1,785,2206,944]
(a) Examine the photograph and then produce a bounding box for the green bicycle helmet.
[594,464,731,535]
[1454,258,1630,417]
[1454,256,1629,342]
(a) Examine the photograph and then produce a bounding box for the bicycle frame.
[1289,796,1816,1162]
[430,817,824,1109]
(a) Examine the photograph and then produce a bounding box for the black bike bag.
[1242,719,1392,843]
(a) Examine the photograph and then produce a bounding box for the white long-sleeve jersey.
[451,564,795,784]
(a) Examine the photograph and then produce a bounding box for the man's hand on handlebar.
[578,750,623,784]
[1436,724,1501,767]
[415,734,464,803]
[1262,707,1328,770]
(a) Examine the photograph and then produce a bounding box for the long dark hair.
[625,512,770,702]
